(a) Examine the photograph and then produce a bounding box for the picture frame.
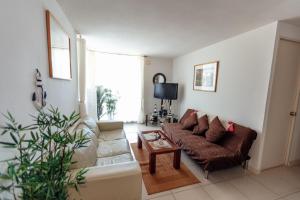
[193,61,219,92]
[46,10,72,80]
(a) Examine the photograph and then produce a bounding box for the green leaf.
[10,132,18,144]
[0,141,16,146]
[1,130,8,135]
[0,157,17,163]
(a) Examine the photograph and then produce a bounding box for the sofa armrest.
[97,121,124,131]
[69,161,142,200]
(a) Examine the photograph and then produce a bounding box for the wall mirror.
[46,10,72,80]
[153,73,166,84]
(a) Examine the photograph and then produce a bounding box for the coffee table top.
[138,130,179,154]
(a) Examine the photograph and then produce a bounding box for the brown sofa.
[162,110,257,177]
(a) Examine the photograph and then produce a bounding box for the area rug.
[130,143,200,194]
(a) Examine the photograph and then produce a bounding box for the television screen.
[154,83,178,100]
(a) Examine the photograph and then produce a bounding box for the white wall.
[261,22,300,169]
[172,22,278,171]
[0,0,77,163]
[144,57,173,114]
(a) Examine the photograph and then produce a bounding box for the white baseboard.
[248,165,261,174]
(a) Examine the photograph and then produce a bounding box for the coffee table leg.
[149,153,156,174]
[137,135,142,149]
[173,149,181,169]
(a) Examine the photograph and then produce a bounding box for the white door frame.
[285,90,300,166]
[281,37,300,166]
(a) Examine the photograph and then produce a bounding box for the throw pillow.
[182,111,198,130]
[179,109,196,124]
[80,117,101,138]
[206,116,226,143]
[226,121,235,132]
[193,114,209,135]
[70,128,97,169]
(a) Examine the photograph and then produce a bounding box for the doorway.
[262,39,300,169]
[288,90,300,166]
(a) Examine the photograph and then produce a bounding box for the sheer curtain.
[86,51,144,122]
[77,38,87,117]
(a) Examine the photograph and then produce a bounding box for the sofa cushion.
[180,134,237,170]
[218,123,257,158]
[68,118,82,134]
[97,138,130,158]
[80,117,101,138]
[182,111,198,130]
[99,129,126,141]
[193,114,209,136]
[205,117,226,143]
[96,153,133,166]
[162,123,184,138]
[170,129,192,146]
[162,123,187,144]
[76,124,98,147]
[70,124,100,169]
[179,109,196,124]
[71,141,97,169]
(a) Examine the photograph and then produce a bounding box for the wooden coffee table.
[137,130,181,174]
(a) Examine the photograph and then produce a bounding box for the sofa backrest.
[218,123,257,159]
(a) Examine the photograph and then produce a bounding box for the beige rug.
[131,143,200,195]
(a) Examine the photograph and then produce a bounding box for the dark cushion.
[182,111,198,130]
[162,123,183,139]
[193,114,209,135]
[162,123,189,146]
[179,109,196,124]
[205,117,226,143]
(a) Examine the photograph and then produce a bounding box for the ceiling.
[58,0,300,58]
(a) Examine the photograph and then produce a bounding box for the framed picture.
[193,61,219,92]
[46,10,72,80]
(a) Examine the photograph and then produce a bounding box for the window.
[86,51,144,122]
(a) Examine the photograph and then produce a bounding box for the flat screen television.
[154,83,178,100]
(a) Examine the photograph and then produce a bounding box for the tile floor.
[124,123,300,200]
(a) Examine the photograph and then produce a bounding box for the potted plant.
[96,86,119,120]
[96,86,109,120]
[0,107,89,200]
[105,90,119,120]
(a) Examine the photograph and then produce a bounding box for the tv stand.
[145,113,178,126]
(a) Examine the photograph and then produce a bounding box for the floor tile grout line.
[273,189,300,200]
[171,192,177,200]
[198,186,215,200]
[246,174,283,197]
[227,179,252,200]
[171,183,202,194]
[171,184,214,200]
[247,174,293,196]
[146,192,172,200]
